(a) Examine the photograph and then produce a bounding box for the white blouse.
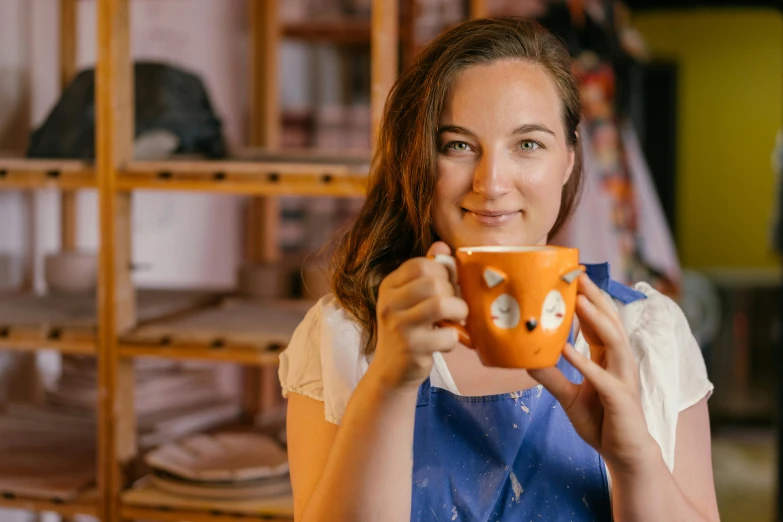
[278,282,713,472]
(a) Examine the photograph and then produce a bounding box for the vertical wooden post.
[97,0,137,520]
[60,0,78,251]
[247,0,280,264]
[371,0,398,148]
[244,0,281,421]
[248,0,280,151]
[469,0,488,18]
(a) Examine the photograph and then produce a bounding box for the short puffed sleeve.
[618,282,714,471]
[278,295,369,424]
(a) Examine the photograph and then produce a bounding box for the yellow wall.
[633,9,783,269]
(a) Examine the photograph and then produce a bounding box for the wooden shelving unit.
[0,1,486,521]
[94,1,403,521]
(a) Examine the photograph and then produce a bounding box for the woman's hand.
[370,241,468,391]
[529,274,659,473]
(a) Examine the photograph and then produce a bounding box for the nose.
[473,147,512,199]
[525,319,537,332]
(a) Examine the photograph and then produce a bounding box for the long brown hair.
[331,18,583,356]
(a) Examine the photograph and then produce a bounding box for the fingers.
[417,326,460,353]
[382,257,450,290]
[400,295,468,326]
[561,343,618,397]
[426,241,452,257]
[578,274,624,331]
[529,361,580,410]
[380,276,456,314]
[575,275,635,379]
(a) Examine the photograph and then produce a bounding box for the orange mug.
[433,245,584,369]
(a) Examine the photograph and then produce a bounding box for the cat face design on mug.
[484,267,574,333]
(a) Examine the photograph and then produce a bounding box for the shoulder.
[616,281,694,353]
[278,294,368,424]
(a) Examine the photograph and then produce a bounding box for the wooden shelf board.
[0,487,99,517]
[122,480,293,522]
[0,158,95,189]
[0,330,96,355]
[118,157,368,196]
[119,297,312,365]
[282,18,370,44]
[119,342,281,366]
[0,290,220,354]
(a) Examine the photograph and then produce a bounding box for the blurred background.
[0,1,780,521]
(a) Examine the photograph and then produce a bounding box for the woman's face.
[432,59,575,249]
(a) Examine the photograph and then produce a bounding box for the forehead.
[440,59,564,135]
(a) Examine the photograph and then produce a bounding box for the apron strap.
[584,262,647,304]
[417,377,432,407]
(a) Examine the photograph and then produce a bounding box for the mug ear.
[561,266,585,284]
[483,266,507,289]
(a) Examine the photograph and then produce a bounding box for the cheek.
[433,159,472,219]
[520,166,565,211]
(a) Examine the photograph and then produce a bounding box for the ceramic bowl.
[44,251,97,294]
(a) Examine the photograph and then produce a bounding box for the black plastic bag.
[27,61,227,159]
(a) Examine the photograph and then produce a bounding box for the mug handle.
[431,254,473,348]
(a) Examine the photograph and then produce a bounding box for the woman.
[280,18,719,521]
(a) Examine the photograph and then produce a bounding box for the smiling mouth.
[464,208,519,216]
[464,209,520,226]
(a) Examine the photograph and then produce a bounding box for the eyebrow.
[512,123,556,137]
[437,123,557,138]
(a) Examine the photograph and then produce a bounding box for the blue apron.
[411,263,646,521]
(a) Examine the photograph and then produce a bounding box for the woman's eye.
[545,306,556,313]
[519,140,540,151]
[445,141,472,153]
[499,307,510,313]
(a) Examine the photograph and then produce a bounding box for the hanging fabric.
[551,53,681,296]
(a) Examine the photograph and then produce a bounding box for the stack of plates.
[43,356,241,448]
[145,432,291,499]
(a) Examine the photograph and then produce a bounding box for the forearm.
[608,443,712,522]
[301,366,418,522]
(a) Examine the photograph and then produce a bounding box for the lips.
[464,208,521,226]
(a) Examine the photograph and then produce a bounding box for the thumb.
[426,241,452,257]
[528,352,580,411]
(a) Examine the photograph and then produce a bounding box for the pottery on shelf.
[144,432,289,483]
[44,251,97,294]
[149,470,291,500]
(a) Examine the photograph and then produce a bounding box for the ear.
[561,267,584,284]
[483,267,507,289]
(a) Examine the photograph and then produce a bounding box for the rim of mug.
[456,245,567,253]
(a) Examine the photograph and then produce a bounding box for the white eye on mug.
[540,290,566,331]
[490,294,520,329]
